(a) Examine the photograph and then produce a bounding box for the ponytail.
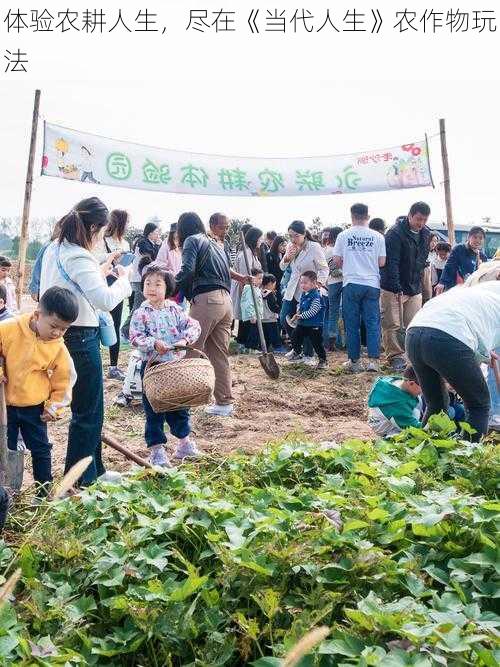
[58,197,109,250]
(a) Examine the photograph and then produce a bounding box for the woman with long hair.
[121,221,162,339]
[231,227,263,348]
[279,220,328,360]
[176,212,250,417]
[267,235,286,299]
[100,209,131,379]
[40,197,131,486]
[157,222,182,274]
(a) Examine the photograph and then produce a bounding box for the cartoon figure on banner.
[79,145,100,184]
[386,150,428,189]
[54,137,80,180]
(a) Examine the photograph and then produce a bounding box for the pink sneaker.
[173,440,202,460]
[148,445,172,468]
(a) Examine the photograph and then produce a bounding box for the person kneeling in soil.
[129,258,202,467]
[0,287,78,498]
[367,366,422,437]
[285,271,327,369]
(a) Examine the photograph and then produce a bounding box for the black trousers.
[292,325,326,361]
[0,487,8,533]
[7,404,51,488]
[406,326,490,439]
[109,300,124,366]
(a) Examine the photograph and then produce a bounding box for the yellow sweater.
[0,313,76,416]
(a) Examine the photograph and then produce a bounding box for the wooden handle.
[102,432,153,469]
[0,358,6,427]
[0,357,8,485]
[239,231,268,353]
[493,358,500,393]
[145,344,209,373]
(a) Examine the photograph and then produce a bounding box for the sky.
[1,79,500,237]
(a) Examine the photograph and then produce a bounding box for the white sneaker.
[366,359,380,373]
[285,351,303,362]
[148,445,172,468]
[205,404,234,417]
[343,360,365,373]
[303,356,317,366]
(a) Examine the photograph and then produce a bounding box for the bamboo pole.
[439,118,455,246]
[0,359,8,486]
[102,432,153,469]
[16,89,41,309]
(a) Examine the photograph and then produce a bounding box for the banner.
[41,122,433,197]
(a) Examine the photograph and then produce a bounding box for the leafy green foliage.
[1,421,499,665]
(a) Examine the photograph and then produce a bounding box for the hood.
[368,376,411,407]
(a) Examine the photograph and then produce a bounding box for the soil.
[20,348,375,487]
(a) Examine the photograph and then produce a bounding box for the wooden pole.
[439,118,455,246]
[16,89,41,309]
[0,359,8,486]
[102,432,153,469]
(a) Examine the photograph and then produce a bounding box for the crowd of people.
[0,195,498,521]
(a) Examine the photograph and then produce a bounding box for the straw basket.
[143,346,215,413]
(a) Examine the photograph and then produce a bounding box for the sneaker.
[303,356,317,366]
[205,404,234,417]
[366,359,380,373]
[343,360,364,373]
[98,470,123,483]
[285,351,303,362]
[173,439,203,460]
[317,360,328,370]
[327,337,337,352]
[272,346,288,355]
[149,445,172,468]
[115,392,132,407]
[390,357,407,372]
[108,366,125,381]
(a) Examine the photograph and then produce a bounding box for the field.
[22,349,375,486]
[3,328,499,666]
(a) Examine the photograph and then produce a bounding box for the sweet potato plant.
[0,415,499,666]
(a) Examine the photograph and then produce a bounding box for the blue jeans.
[64,327,105,486]
[342,283,381,362]
[140,363,191,447]
[7,404,51,487]
[327,283,343,343]
[279,298,313,356]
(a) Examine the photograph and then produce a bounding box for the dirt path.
[21,349,374,487]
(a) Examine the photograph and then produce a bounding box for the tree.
[226,217,250,250]
[125,226,144,248]
[308,216,323,241]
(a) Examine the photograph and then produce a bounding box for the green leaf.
[170,574,208,602]
[367,508,390,522]
[343,520,369,532]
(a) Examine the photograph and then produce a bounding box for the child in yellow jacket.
[0,287,78,496]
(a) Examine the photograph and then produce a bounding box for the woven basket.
[143,346,215,413]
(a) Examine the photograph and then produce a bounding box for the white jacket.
[40,240,131,327]
[280,239,328,301]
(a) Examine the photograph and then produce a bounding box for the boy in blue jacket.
[285,271,327,369]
